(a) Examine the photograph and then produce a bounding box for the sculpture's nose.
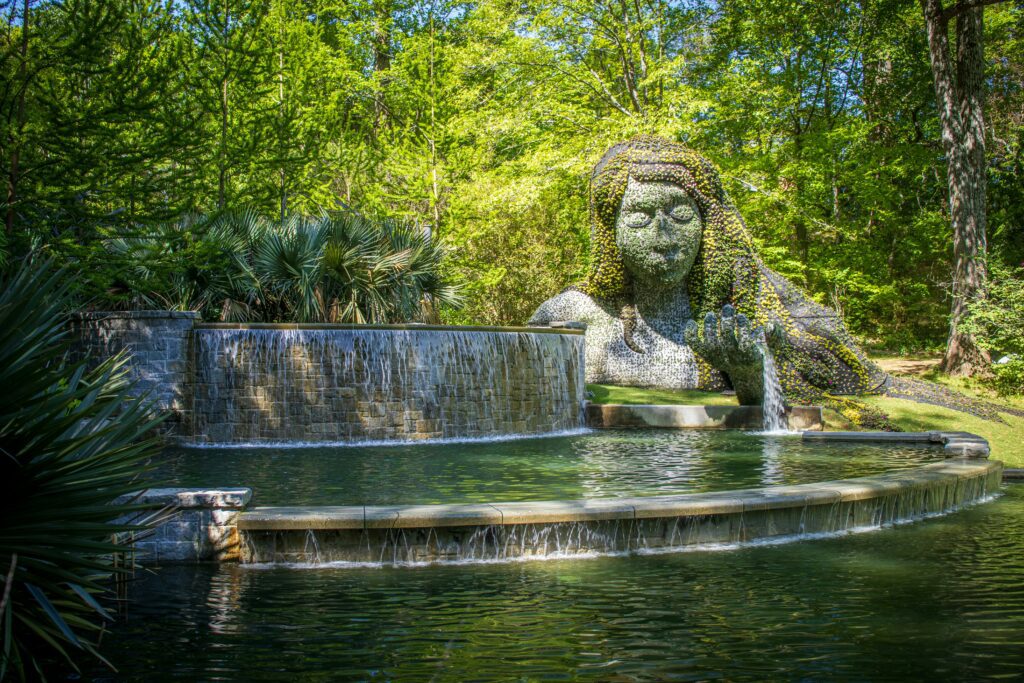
[655,211,673,234]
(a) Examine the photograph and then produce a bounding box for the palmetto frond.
[0,261,166,680]
[100,209,462,324]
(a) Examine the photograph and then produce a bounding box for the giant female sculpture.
[530,136,893,426]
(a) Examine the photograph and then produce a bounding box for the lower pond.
[162,429,945,505]
[85,483,1024,681]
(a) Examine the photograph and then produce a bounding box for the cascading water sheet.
[189,326,586,445]
[760,343,788,433]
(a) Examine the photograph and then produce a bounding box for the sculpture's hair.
[583,136,891,424]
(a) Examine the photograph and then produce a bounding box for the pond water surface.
[162,429,945,505]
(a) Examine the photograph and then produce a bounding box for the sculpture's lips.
[652,246,681,258]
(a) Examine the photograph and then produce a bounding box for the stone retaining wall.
[70,311,198,431]
[188,325,585,444]
[585,403,824,430]
[69,314,587,444]
[130,488,252,563]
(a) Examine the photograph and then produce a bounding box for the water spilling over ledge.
[235,451,1002,567]
[189,323,586,445]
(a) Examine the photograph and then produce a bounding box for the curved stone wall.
[237,455,1003,566]
[189,324,586,444]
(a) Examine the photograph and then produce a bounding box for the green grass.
[859,395,1024,468]
[587,384,739,407]
[587,381,1024,467]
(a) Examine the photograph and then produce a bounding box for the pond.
[88,483,1023,680]
[161,429,946,505]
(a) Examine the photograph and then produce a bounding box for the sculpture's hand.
[684,304,778,405]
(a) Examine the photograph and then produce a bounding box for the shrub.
[964,262,1024,395]
[102,210,463,324]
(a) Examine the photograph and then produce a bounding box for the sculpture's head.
[585,136,758,316]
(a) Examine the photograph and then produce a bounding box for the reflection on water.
[87,485,1024,681]
[158,430,945,505]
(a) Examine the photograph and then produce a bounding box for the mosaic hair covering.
[582,136,895,428]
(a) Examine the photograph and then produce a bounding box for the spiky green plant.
[103,210,463,324]
[0,260,166,680]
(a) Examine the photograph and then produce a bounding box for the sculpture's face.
[615,177,702,287]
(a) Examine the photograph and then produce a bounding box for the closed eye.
[623,211,652,228]
[669,203,696,221]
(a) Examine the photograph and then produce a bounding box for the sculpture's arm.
[684,305,780,406]
[528,289,599,327]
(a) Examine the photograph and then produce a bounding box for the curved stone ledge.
[237,453,1003,565]
[238,459,999,533]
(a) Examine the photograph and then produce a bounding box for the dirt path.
[872,356,942,377]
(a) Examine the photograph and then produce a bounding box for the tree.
[920,0,1004,375]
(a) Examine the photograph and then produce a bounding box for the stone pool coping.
[803,430,990,457]
[237,457,1000,532]
[135,430,1002,563]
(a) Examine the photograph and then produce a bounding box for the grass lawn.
[586,380,1024,468]
[587,383,739,407]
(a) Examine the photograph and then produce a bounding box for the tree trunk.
[372,0,392,134]
[6,0,30,236]
[920,0,993,376]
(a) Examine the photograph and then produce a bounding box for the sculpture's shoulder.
[528,288,611,327]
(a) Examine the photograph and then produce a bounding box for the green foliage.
[0,261,165,680]
[100,211,462,324]
[1,0,1022,344]
[992,359,1024,397]
[964,262,1024,395]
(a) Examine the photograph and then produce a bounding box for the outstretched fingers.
[702,311,719,351]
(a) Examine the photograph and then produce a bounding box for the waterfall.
[189,326,586,445]
[760,343,788,433]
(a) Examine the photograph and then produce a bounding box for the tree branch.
[940,0,1007,24]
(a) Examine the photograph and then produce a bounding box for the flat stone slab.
[239,506,365,530]
[392,504,503,529]
[586,404,823,431]
[627,492,745,518]
[804,430,990,457]
[125,488,252,509]
[490,498,635,524]
[1004,468,1024,481]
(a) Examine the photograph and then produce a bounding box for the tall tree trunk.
[371,0,392,134]
[920,0,994,376]
[6,0,29,236]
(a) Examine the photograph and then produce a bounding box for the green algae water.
[83,484,1023,681]
[162,429,944,505]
